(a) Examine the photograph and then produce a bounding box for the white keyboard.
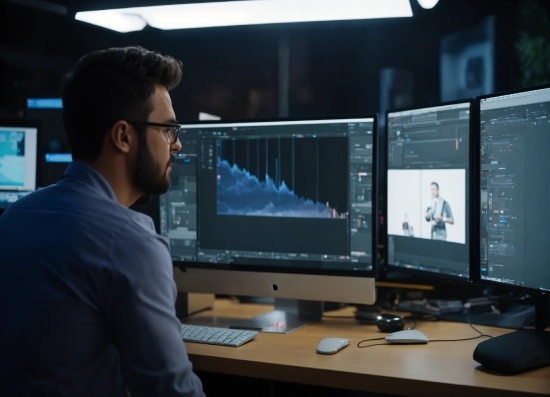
[180,324,258,347]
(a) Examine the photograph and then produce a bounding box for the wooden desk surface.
[182,299,550,397]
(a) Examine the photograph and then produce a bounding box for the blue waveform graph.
[217,158,340,218]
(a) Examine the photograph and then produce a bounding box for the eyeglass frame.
[125,120,181,144]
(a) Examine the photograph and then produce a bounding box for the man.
[0,47,205,397]
[424,182,454,241]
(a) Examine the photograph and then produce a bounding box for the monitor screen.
[0,123,38,209]
[161,116,376,276]
[27,98,63,109]
[386,101,471,279]
[479,86,550,293]
[25,98,69,187]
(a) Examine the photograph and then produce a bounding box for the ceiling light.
[417,0,439,9]
[75,11,147,33]
[75,0,413,33]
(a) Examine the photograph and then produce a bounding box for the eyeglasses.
[126,120,181,144]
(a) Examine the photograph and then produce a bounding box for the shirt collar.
[62,161,118,202]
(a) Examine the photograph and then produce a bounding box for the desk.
[182,299,550,397]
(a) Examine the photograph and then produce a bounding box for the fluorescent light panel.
[75,0,413,33]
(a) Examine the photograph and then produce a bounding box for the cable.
[357,320,415,348]
[429,316,493,342]
[357,337,386,348]
[404,317,417,330]
[322,315,356,319]
[358,342,387,348]
[357,316,493,348]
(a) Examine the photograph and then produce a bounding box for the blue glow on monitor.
[27,98,63,109]
[0,127,38,192]
[45,153,72,163]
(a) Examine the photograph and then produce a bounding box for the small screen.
[161,117,376,274]
[0,125,38,209]
[479,86,550,292]
[27,98,63,109]
[386,102,471,279]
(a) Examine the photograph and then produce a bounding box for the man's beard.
[132,138,174,206]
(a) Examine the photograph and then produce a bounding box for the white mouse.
[316,338,349,354]
[385,329,429,344]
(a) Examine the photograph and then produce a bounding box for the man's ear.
[107,120,135,154]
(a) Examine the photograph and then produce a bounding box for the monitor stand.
[229,299,323,334]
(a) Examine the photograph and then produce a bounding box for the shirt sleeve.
[443,200,453,219]
[104,218,205,397]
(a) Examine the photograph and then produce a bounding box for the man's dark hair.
[61,46,182,162]
[431,182,439,189]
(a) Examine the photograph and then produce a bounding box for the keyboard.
[180,324,258,347]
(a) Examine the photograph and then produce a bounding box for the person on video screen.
[424,182,454,241]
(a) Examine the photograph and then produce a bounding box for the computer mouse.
[385,329,429,344]
[316,338,349,354]
[376,313,405,332]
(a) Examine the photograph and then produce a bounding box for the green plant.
[515,0,550,87]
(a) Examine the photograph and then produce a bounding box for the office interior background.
[3,0,550,121]
[2,0,550,291]
[2,0,549,264]
[2,0,550,394]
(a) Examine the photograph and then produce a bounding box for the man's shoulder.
[110,217,172,283]
[121,211,167,249]
[3,182,157,238]
[15,184,122,221]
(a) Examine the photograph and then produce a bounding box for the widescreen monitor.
[161,115,377,332]
[0,120,38,210]
[477,85,550,316]
[473,84,550,373]
[385,100,473,280]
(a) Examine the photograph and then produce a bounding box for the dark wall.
[0,0,526,122]
[0,1,132,117]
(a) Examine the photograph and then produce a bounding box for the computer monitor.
[385,100,473,281]
[25,98,70,187]
[474,84,550,372]
[0,120,39,211]
[161,115,377,332]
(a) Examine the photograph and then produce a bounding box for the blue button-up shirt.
[0,161,205,397]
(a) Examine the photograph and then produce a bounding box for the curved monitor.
[385,100,473,281]
[161,115,377,307]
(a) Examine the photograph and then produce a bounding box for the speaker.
[473,329,550,373]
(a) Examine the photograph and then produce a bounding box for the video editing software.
[161,118,375,272]
[480,87,550,292]
[387,102,470,278]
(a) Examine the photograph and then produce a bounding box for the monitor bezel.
[169,113,378,278]
[383,99,475,283]
[473,83,550,298]
[0,118,41,193]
